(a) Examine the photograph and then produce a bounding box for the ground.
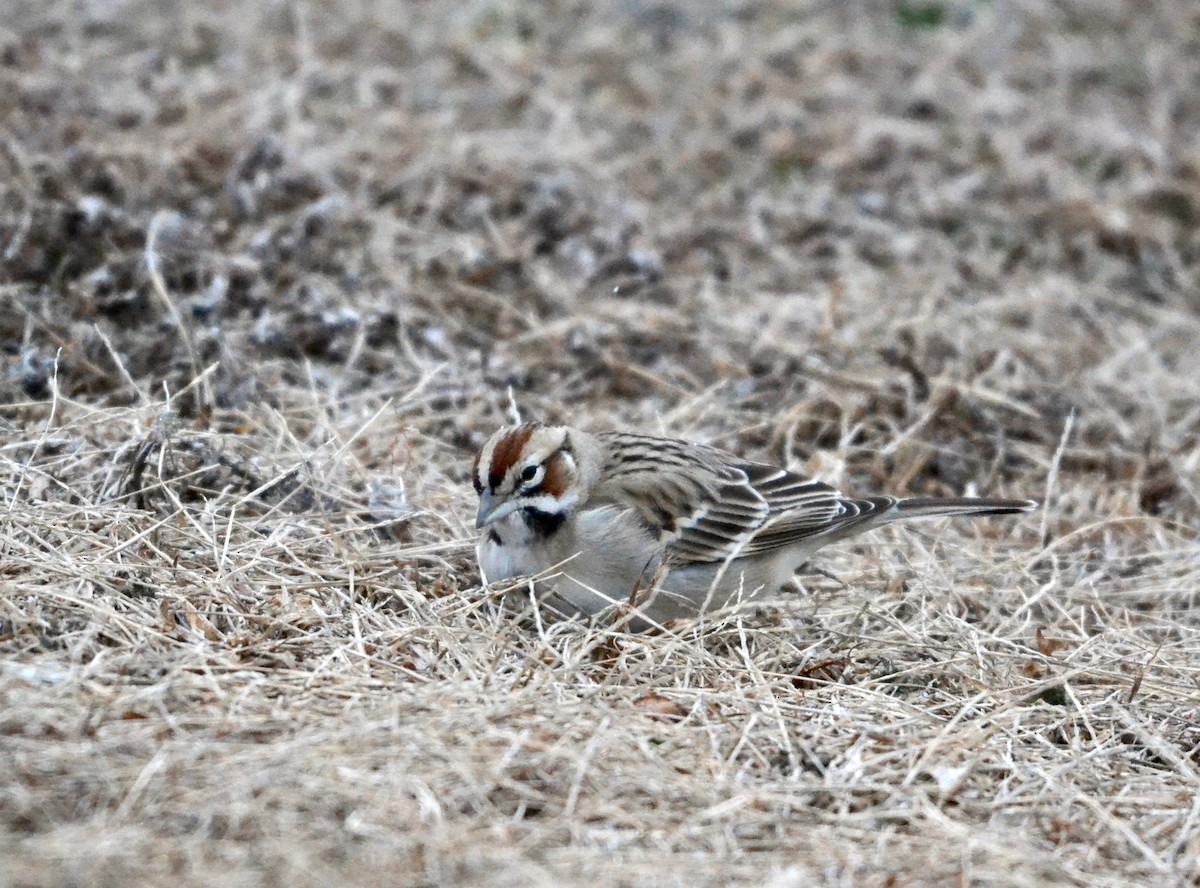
[2,1,1199,886]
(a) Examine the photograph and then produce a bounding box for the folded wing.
[595,432,891,566]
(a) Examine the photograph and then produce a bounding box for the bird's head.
[472,423,583,530]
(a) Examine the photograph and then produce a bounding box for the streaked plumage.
[473,423,1037,628]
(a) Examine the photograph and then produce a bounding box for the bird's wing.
[594,432,894,566]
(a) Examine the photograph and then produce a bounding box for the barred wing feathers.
[593,432,1034,567]
[595,433,886,565]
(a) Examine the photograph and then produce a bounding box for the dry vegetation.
[2,0,1200,885]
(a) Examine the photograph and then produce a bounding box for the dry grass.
[3,1,1200,885]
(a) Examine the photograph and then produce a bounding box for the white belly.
[477,505,793,627]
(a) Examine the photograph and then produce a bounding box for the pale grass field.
[2,1,1199,886]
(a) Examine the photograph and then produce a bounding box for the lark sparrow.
[473,423,1037,628]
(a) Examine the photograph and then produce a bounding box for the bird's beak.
[476,491,520,529]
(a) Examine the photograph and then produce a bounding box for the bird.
[472,422,1037,629]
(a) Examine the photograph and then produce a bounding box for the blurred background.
[2,0,1196,517]
[2,2,1198,886]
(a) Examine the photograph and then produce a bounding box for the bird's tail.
[894,497,1038,520]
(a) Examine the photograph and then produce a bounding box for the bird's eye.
[518,464,545,489]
